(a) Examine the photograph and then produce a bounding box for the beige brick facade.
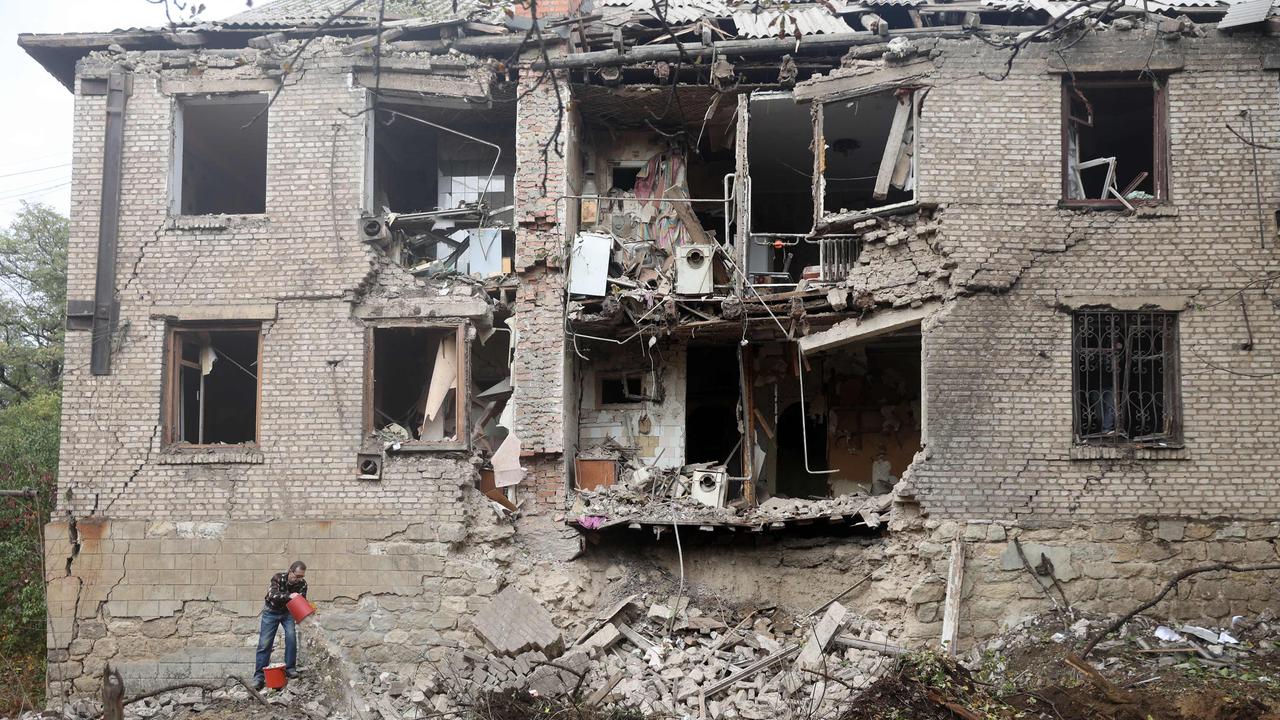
[24,17,1280,704]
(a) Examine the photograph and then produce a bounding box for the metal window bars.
[1072,310,1180,444]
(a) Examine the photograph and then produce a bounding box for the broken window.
[821,88,916,217]
[1073,310,1181,444]
[1063,77,1167,205]
[365,324,468,448]
[598,373,645,406]
[609,162,644,193]
[164,324,261,446]
[173,95,268,215]
[367,103,517,277]
[369,103,515,217]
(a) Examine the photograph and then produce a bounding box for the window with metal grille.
[1072,310,1181,444]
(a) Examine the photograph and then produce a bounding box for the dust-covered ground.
[15,609,1280,720]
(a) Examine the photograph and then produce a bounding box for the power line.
[0,163,71,180]
[0,179,71,203]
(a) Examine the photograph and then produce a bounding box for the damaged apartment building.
[18,0,1280,706]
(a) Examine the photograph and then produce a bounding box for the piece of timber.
[694,645,801,698]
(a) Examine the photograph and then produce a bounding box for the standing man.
[254,560,308,689]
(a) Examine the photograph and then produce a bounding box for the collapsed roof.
[18,0,1259,90]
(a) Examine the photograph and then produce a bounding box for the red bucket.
[263,665,287,690]
[286,595,315,623]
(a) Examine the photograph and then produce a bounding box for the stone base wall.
[627,513,1280,652]
[46,499,1280,701]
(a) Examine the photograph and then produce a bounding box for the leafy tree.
[0,202,68,406]
[0,202,66,714]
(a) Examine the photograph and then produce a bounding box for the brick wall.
[908,32,1280,521]
[42,26,1280,703]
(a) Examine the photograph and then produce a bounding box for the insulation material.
[492,432,523,487]
[424,337,458,422]
[569,233,613,296]
[199,344,217,376]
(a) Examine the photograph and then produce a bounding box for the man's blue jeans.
[254,607,297,681]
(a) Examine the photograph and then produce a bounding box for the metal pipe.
[0,489,37,498]
[796,343,837,475]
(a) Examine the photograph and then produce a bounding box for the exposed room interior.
[368,326,461,443]
[367,100,517,276]
[751,330,921,500]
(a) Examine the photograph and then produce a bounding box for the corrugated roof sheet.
[732,7,855,36]
[644,0,733,22]
[222,0,487,25]
[1218,0,1272,26]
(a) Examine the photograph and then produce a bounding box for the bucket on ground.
[286,594,315,623]
[263,665,287,690]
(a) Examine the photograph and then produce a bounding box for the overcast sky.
[1,0,253,225]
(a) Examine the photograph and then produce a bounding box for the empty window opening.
[370,104,516,218]
[685,346,744,476]
[1065,79,1164,203]
[1073,310,1180,444]
[175,96,268,215]
[822,89,915,217]
[748,95,814,234]
[610,163,643,192]
[368,326,465,445]
[166,326,260,446]
[759,332,921,499]
[600,374,645,405]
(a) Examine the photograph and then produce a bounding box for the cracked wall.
[43,25,1280,702]
[902,31,1280,521]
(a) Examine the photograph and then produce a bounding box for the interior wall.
[576,340,686,470]
[751,334,922,498]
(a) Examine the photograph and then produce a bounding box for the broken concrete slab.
[797,601,847,670]
[799,301,939,355]
[473,586,563,657]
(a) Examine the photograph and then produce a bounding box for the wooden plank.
[832,635,910,657]
[575,459,618,491]
[873,96,912,201]
[695,645,800,699]
[941,537,965,656]
[616,622,658,655]
[91,70,130,376]
[586,671,625,707]
[797,601,847,669]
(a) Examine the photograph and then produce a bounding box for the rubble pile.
[7,677,347,720]
[571,476,893,531]
[975,609,1280,684]
[361,589,899,720]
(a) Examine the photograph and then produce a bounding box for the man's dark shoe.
[285,669,299,679]
[254,680,265,691]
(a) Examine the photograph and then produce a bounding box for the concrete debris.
[357,595,895,719]
[570,476,893,530]
[473,585,564,657]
